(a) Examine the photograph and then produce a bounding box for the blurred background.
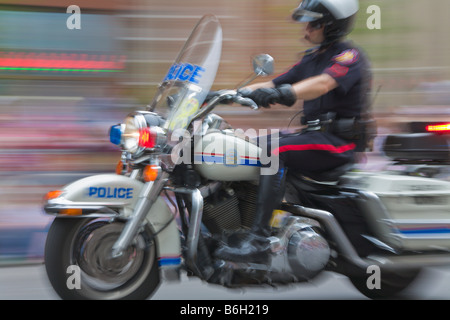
[0,0,449,264]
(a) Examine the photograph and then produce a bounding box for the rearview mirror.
[252,54,274,76]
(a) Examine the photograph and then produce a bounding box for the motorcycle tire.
[348,267,421,299]
[44,217,160,300]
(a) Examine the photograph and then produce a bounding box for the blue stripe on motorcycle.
[398,228,450,235]
[239,158,262,166]
[194,154,261,167]
[158,257,181,266]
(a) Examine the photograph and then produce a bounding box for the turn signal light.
[45,190,63,200]
[116,160,126,175]
[143,165,160,182]
[60,208,82,216]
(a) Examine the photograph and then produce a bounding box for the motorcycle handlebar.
[207,90,259,110]
[232,95,259,110]
[194,90,259,122]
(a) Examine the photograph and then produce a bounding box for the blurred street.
[3,264,450,300]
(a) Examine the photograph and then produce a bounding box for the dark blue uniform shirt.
[272,41,372,122]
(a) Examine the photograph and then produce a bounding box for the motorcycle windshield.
[149,15,222,133]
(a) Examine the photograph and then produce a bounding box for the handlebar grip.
[206,90,259,110]
[234,96,259,110]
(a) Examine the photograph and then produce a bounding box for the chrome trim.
[269,216,330,280]
[44,197,125,217]
[281,203,370,270]
[45,209,118,218]
[191,90,236,122]
[171,187,204,276]
[129,169,141,179]
[46,198,128,209]
[365,253,450,270]
[362,235,398,254]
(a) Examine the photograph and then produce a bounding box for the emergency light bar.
[426,123,450,133]
[410,121,450,134]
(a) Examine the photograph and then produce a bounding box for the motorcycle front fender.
[44,174,144,217]
[44,173,181,271]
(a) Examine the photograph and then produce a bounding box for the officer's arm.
[291,73,338,101]
[243,80,275,91]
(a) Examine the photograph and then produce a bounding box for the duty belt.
[304,118,333,132]
[302,113,336,132]
[303,115,359,141]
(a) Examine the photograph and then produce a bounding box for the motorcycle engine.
[201,183,330,283]
[202,182,258,234]
[270,217,330,282]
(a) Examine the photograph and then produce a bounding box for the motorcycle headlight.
[110,112,166,156]
[122,113,147,154]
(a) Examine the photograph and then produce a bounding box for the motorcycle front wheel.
[44,218,160,300]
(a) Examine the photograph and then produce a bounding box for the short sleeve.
[272,53,312,86]
[323,48,362,94]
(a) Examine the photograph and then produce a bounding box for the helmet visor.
[292,8,324,22]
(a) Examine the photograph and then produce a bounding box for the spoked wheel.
[349,267,421,299]
[45,218,160,300]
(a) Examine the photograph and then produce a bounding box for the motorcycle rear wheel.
[349,267,421,299]
[45,217,160,300]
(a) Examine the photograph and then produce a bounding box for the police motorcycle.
[43,15,450,300]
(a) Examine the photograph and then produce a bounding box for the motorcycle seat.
[287,163,354,191]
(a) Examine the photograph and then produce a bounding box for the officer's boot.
[214,168,287,264]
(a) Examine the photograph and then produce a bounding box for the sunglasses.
[308,21,325,30]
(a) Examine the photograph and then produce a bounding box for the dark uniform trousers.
[260,130,356,178]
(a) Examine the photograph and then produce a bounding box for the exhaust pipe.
[282,203,450,271]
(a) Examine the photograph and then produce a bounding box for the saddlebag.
[343,172,450,252]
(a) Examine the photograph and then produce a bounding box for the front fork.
[111,171,169,257]
[111,167,206,278]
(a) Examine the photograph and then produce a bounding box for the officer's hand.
[243,84,297,108]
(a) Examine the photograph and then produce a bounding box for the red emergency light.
[426,123,450,133]
[138,127,156,149]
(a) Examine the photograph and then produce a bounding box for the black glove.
[243,84,297,108]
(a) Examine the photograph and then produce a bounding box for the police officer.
[214,0,373,263]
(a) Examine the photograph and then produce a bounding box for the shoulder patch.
[333,49,359,66]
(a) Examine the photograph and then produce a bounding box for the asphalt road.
[1,263,450,300]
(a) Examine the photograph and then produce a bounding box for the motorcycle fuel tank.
[193,131,261,181]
